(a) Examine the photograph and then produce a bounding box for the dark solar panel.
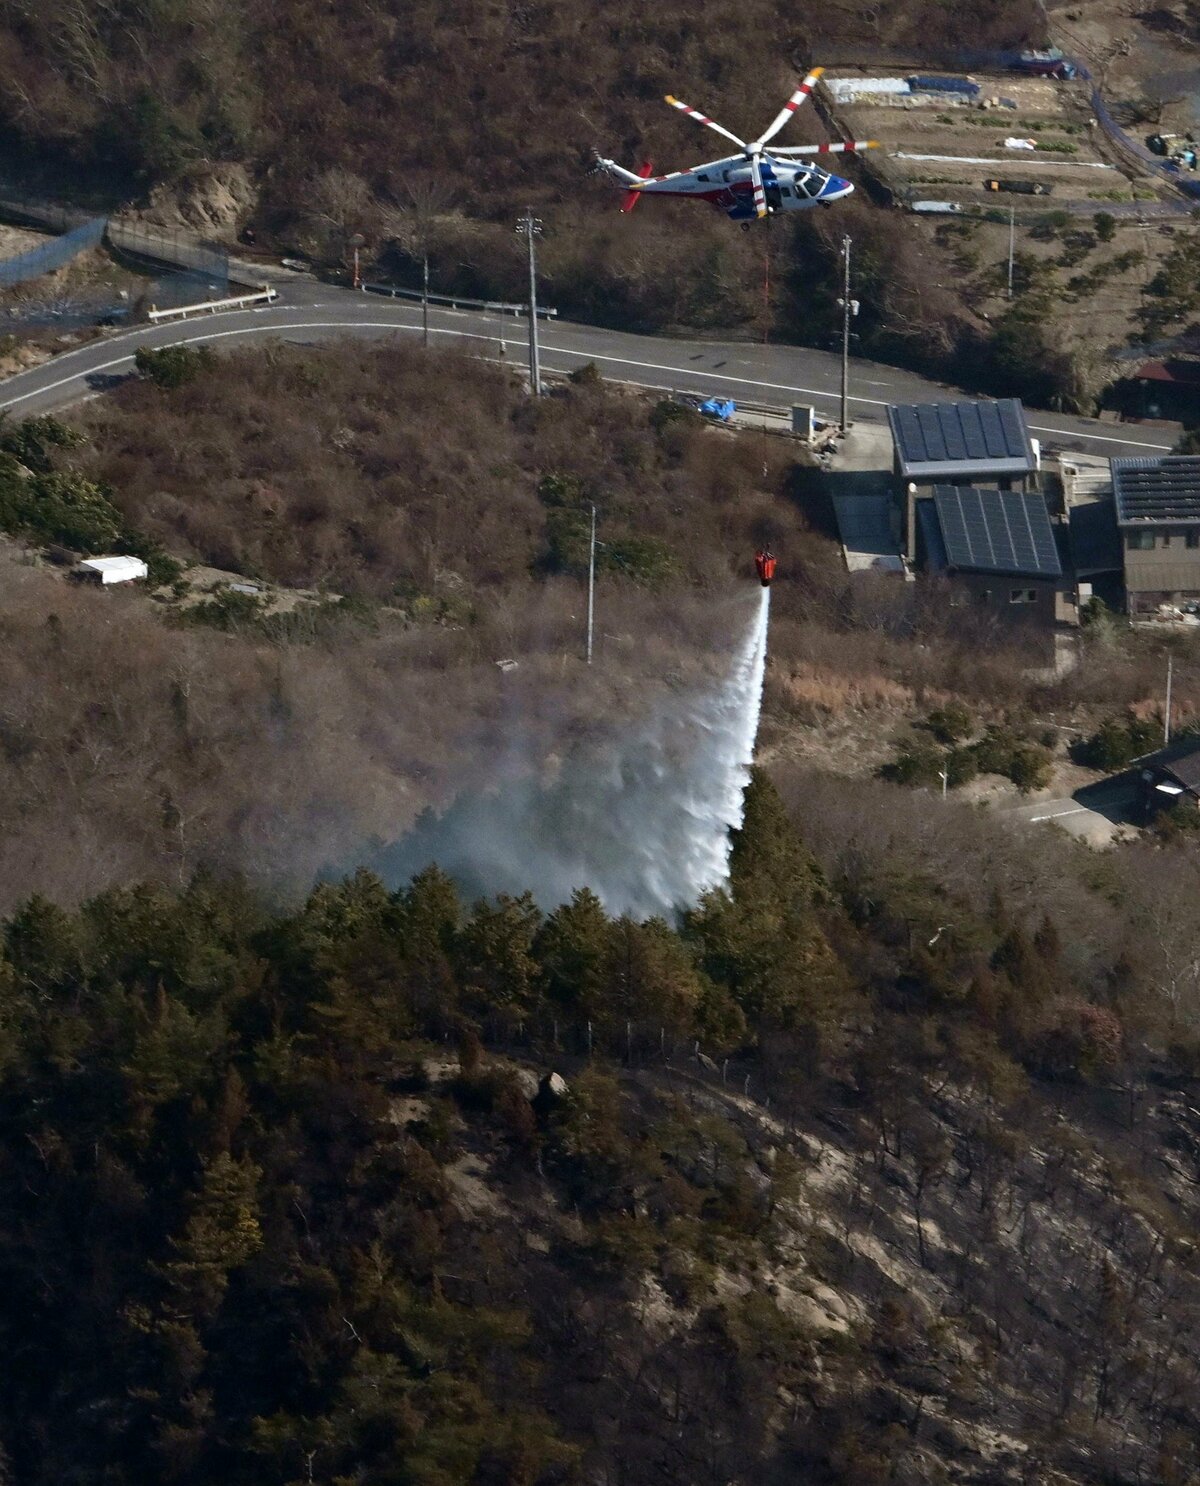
[889,399,1033,471]
[963,403,991,460]
[939,406,967,462]
[915,404,946,462]
[1113,456,1200,522]
[933,487,1061,578]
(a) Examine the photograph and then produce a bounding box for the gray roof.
[931,485,1062,578]
[888,399,1036,480]
[1162,746,1200,793]
[1112,455,1200,525]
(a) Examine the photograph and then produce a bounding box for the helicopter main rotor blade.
[664,95,747,150]
[753,67,825,149]
[769,139,879,155]
[750,153,767,218]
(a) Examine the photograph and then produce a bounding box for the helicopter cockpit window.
[697,173,710,181]
[779,185,792,197]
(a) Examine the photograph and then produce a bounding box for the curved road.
[0,279,1176,458]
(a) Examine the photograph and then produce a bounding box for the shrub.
[1151,800,1200,841]
[537,472,586,508]
[1074,712,1160,771]
[134,345,215,389]
[568,361,601,386]
[178,587,268,631]
[0,415,82,474]
[650,400,700,433]
[605,534,677,586]
[944,746,979,787]
[0,469,125,553]
[1006,745,1051,792]
[880,738,944,789]
[1027,999,1123,1082]
[923,702,973,744]
[970,724,1051,791]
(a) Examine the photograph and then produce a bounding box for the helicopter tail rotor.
[619,159,655,212]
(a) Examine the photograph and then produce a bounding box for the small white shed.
[77,556,149,585]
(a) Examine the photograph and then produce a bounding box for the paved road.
[0,282,1178,458]
[1003,779,1140,843]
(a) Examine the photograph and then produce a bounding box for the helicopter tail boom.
[619,159,655,212]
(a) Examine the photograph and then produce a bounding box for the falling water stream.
[371,589,772,918]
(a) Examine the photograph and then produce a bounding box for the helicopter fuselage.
[604,153,853,221]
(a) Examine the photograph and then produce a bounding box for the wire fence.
[106,220,229,289]
[0,213,106,289]
[0,194,231,297]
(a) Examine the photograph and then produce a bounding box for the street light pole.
[1007,206,1016,300]
[1165,653,1174,744]
[422,253,430,349]
[516,209,543,396]
[587,503,596,665]
[839,234,852,435]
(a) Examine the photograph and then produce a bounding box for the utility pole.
[586,503,596,665]
[1165,653,1174,744]
[515,209,543,395]
[939,768,948,800]
[349,232,365,292]
[422,253,430,349]
[838,234,854,435]
[1007,206,1016,300]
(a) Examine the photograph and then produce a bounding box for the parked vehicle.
[985,179,1052,195]
[1012,50,1077,80]
[907,74,981,98]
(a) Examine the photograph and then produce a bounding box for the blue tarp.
[699,397,735,421]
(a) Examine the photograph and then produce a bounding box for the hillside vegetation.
[69,343,798,598]
[4,772,1200,1485]
[0,337,1193,915]
[0,0,1043,365]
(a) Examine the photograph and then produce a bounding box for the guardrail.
[147,287,278,322]
[362,281,558,319]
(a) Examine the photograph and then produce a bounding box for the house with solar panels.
[915,486,1074,623]
[887,399,1040,562]
[1112,456,1200,616]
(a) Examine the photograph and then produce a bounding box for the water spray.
[372,589,772,919]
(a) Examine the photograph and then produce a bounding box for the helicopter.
[595,68,879,226]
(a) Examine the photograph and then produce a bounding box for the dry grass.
[71,342,805,599]
[0,539,753,914]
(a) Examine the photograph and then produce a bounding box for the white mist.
[375,589,772,918]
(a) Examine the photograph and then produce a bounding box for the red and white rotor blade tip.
[771,139,879,155]
[750,154,767,219]
[755,67,825,148]
[664,95,747,149]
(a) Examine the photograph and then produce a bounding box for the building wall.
[946,571,1060,621]
[1122,527,1200,596]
